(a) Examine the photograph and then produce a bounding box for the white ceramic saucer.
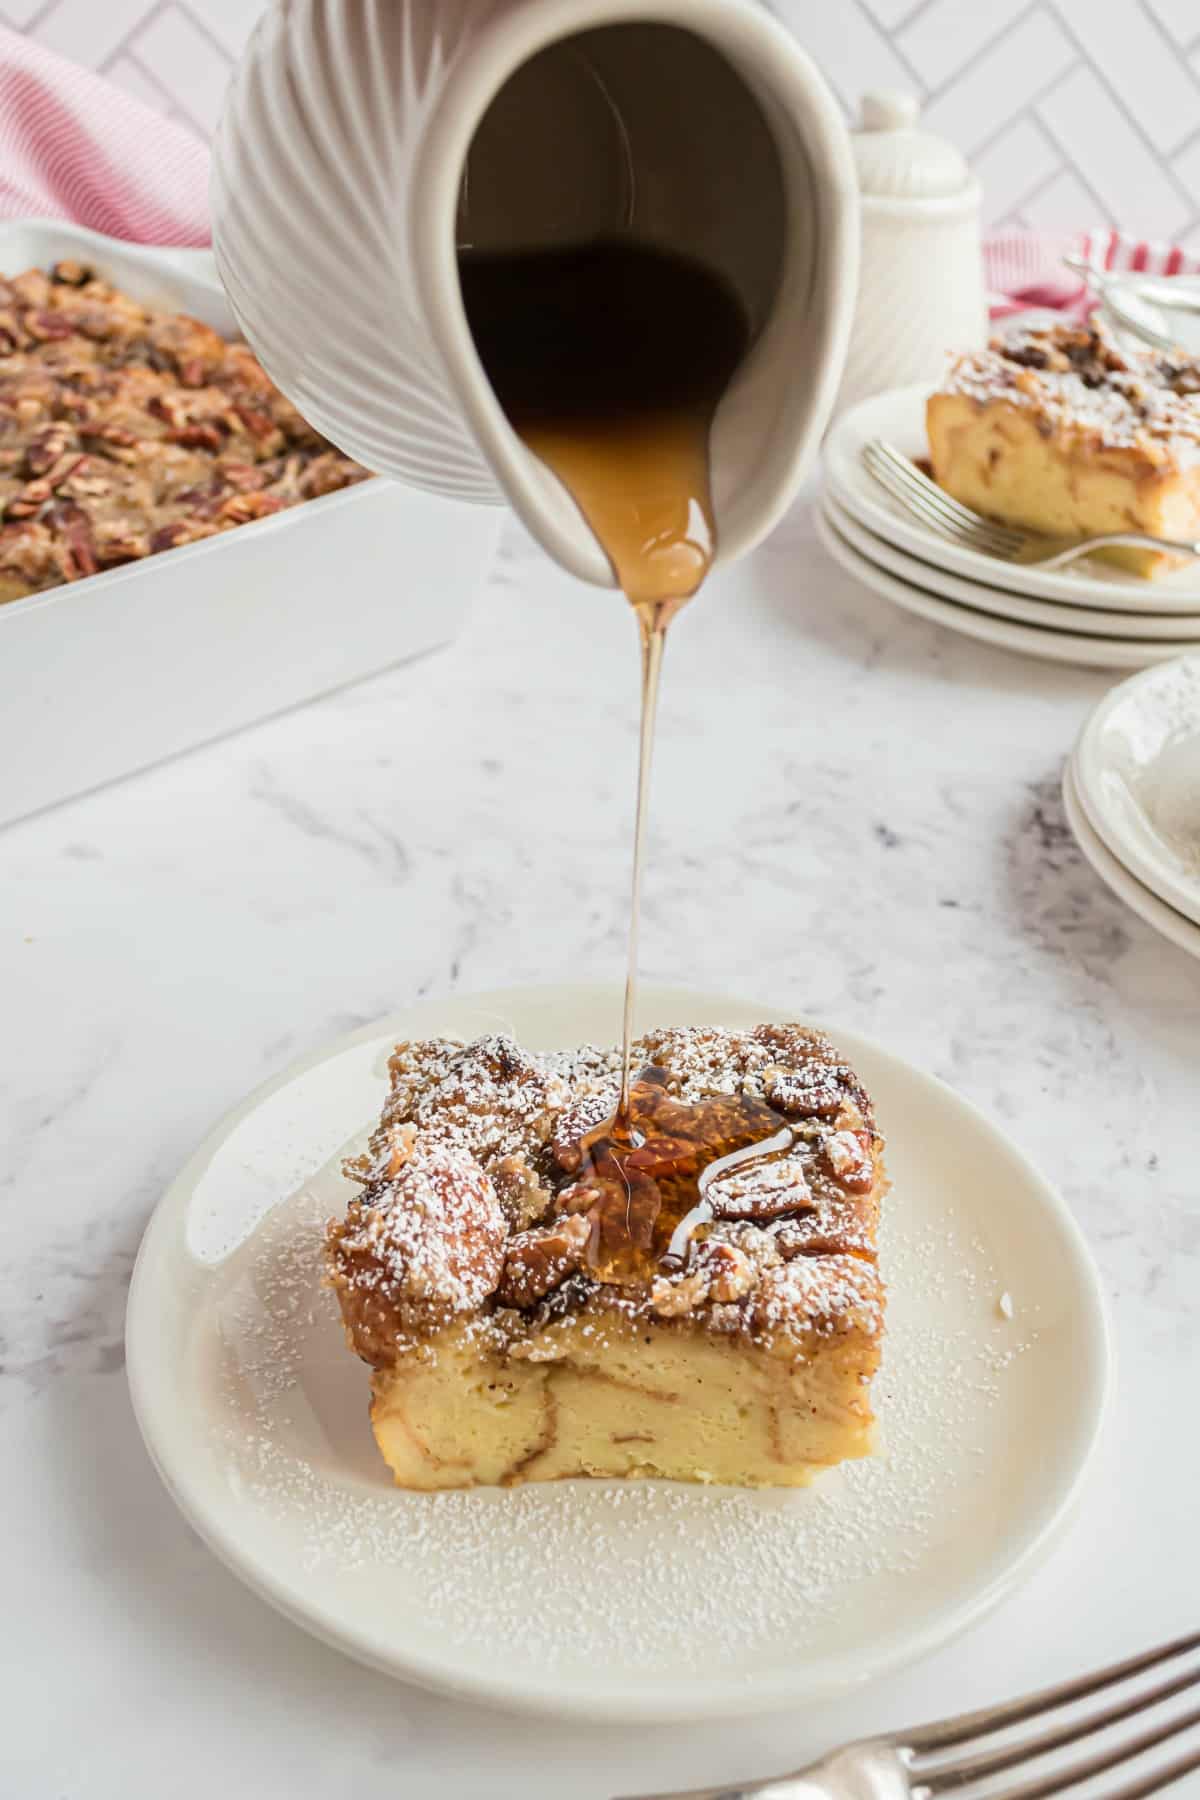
[1063,760,1200,960]
[815,504,1198,670]
[127,984,1110,1721]
[824,385,1200,613]
[1073,656,1200,927]
[822,492,1200,642]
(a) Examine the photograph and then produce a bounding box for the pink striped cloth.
[0,25,209,245]
[985,227,1200,320]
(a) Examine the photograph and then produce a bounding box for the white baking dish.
[0,221,501,827]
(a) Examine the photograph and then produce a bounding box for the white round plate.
[1063,760,1200,960]
[1073,656,1200,928]
[824,385,1200,613]
[127,984,1110,1721]
[815,504,1199,670]
[823,491,1200,641]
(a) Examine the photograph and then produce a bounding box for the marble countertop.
[3,496,1197,1798]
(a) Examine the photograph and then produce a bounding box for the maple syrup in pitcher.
[460,239,791,1282]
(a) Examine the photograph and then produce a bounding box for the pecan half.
[823,1130,875,1195]
[491,1151,554,1231]
[5,481,50,518]
[167,422,224,453]
[73,306,117,341]
[699,1240,754,1303]
[147,391,188,428]
[25,310,74,343]
[94,526,149,567]
[327,1140,506,1354]
[707,1157,811,1222]
[216,491,285,525]
[550,1089,616,1172]
[233,404,283,446]
[219,460,268,493]
[148,519,219,553]
[650,1269,710,1317]
[764,1065,844,1120]
[46,499,97,579]
[299,449,367,497]
[25,425,75,477]
[496,1214,590,1308]
[41,452,88,491]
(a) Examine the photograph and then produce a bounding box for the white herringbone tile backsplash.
[9,0,1200,238]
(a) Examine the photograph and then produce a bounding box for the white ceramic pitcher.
[211,0,859,589]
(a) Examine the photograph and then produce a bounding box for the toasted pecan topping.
[327,1138,505,1359]
[941,315,1200,468]
[551,1089,617,1172]
[497,1215,590,1308]
[700,1240,755,1303]
[650,1268,710,1317]
[707,1158,812,1222]
[763,1065,843,1119]
[490,1150,555,1231]
[824,1129,876,1195]
[330,1024,886,1361]
[0,262,369,602]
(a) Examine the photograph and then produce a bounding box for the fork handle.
[615,1778,827,1799]
[1037,530,1200,570]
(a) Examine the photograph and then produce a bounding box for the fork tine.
[863,442,1021,547]
[918,1664,1200,1792]
[1100,1742,1200,1800]
[860,452,1018,557]
[861,440,1025,554]
[951,1700,1200,1800]
[907,1632,1200,1752]
[860,448,1002,550]
[868,441,989,527]
[870,440,1026,549]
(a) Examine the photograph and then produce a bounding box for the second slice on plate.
[927,317,1200,579]
[326,1023,886,1490]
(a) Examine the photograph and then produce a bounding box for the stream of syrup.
[460,240,789,1281]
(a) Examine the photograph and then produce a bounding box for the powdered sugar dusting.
[197,1140,1040,1682]
[330,1139,505,1343]
[335,1023,882,1354]
[942,315,1200,467]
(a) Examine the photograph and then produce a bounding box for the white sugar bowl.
[834,90,986,417]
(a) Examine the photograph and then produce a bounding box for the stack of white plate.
[1066,655,1200,959]
[819,386,1200,671]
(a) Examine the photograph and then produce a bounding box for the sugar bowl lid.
[850,90,972,201]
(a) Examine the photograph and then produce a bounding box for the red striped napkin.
[986,228,1200,321]
[0,24,208,245]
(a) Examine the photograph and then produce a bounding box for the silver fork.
[618,1631,1200,1799]
[861,438,1200,571]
